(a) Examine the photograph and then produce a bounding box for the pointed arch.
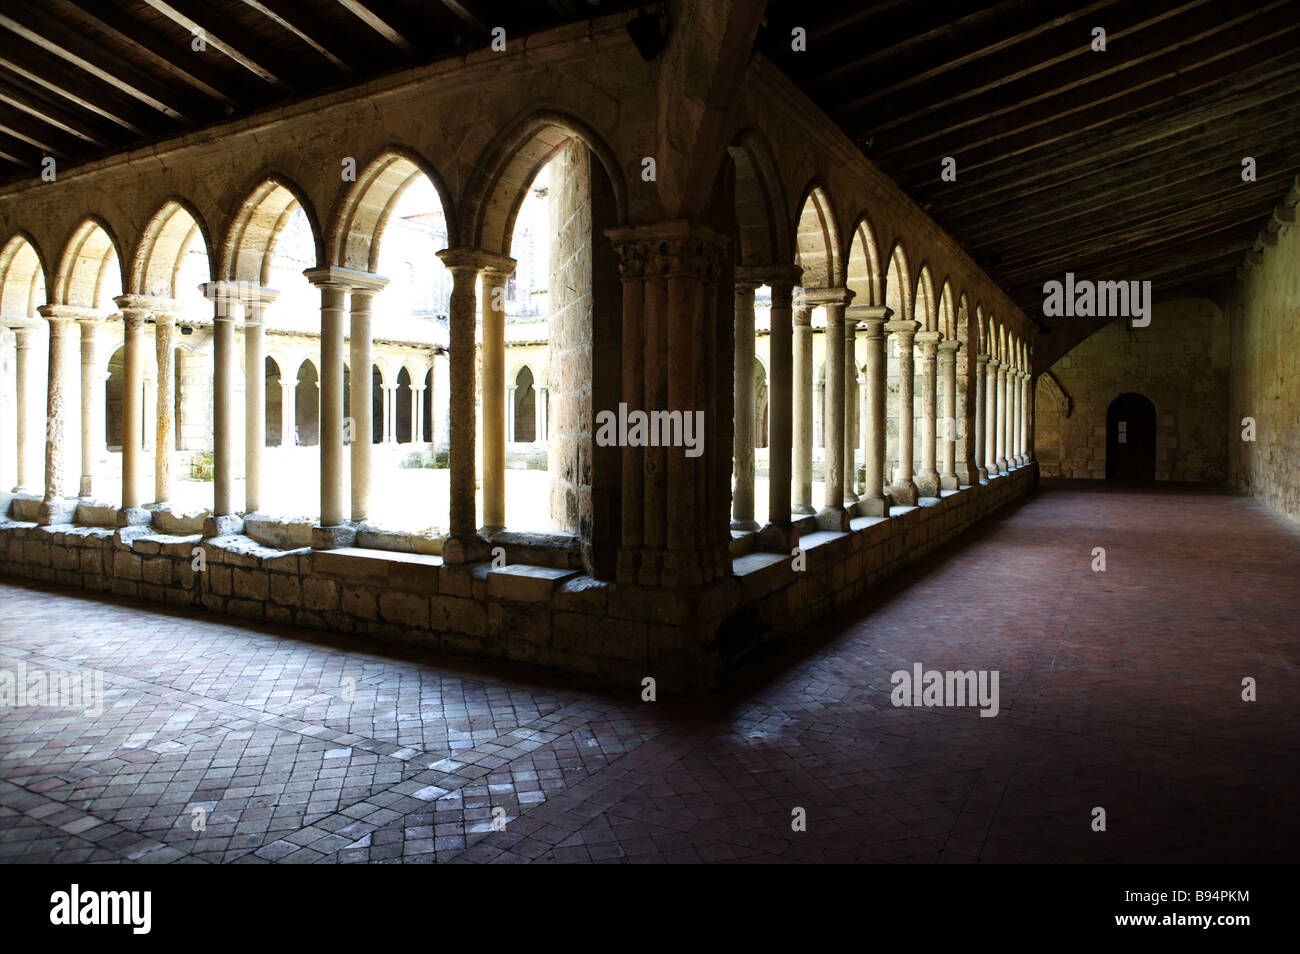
[54,216,125,308]
[914,263,936,332]
[221,172,324,283]
[729,128,791,268]
[329,147,456,272]
[0,232,49,319]
[846,213,882,307]
[464,108,628,255]
[132,197,214,298]
[885,242,912,323]
[793,181,840,288]
[937,280,956,340]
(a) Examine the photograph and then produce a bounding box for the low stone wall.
[0,467,1034,692]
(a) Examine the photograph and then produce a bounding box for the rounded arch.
[54,216,126,308]
[729,128,792,268]
[464,108,628,255]
[885,241,912,323]
[220,172,324,283]
[914,263,937,332]
[793,181,841,288]
[0,231,49,319]
[132,197,214,297]
[845,213,882,307]
[329,147,457,272]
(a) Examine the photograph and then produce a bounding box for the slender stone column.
[850,305,890,517]
[914,330,941,498]
[436,249,501,560]
[37,305,83,524]
[154,313,176,505]
[975,354,989,482]
[505,386,516,443]
[535,387,547,442]
[886,319,920,505]
[938,340,960,490]
[843,315,860,503]
[11,322,40,492]
[481,263,516,534]
[1015,369,1026,465]
[241,290,277,513]
[77,314,102,497]
[1022,370,1034,463]
[380,386,390,443]
[995,359,1008,474]
[414,385,426,443]
[348,279,386,523]
[985,358,999,476]
[612,241,647,569]
[806,288,853,527]
[731,280,759,531]
[302,269,353,529]
[280,382,294,447]
[199,284,240,515]
[792,300,814,515]
[120,306,148,510]
[764,271,800,543]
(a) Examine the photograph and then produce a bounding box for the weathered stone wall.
[1034,300,1229,481]
[1229,218,1300,521]
[1,468,1032,693]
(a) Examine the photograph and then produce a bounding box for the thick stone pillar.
[154,313,176,505]
[11,322,40,492]
[995,359,1008,474]
[436,249,503,562]
[241,289,277,513]
[37,305,83,524]
[731,280,759,531]
[915,330,940,498]
[974,353,989,482]
[886,319,920,505]
[77,314,103,497]
[199,284,241,516]
[850,306,890,517]
[792,300,814,515]
[347,278,386,524]
[303,268,354,532]
[939,339,960,490]
[481,262,516,535]
[843,315,861,504]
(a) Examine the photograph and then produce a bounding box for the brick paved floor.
[2,480,1297,863]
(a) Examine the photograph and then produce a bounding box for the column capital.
[302,266,388,293]
[938,339,962,355]
[606,220,729,280]
[802,286,855,307]
[915,330,942,353]
[436,247,514,275]
[976,352,990,367]
[736,264,802,289]
[884,318,921,339]
[39,304,101,322]
[847,304,892,322]
[114,293,186,318]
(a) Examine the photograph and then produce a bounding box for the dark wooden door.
[1106,393,1156,479]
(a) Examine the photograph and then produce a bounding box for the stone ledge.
[487,564,579,603]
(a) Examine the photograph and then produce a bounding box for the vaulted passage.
[0,482,1294,863]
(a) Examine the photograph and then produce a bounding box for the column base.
[976,466,989,482]
[842,490,860,506]
[997,457,1009,474]
[37,497,77,526]
[206,514,246,537]
[730,517,760,533]
[916,471,940,498]
[856,493,889,517]
[312,524,355,550]
[939,473,959,491]
[441,533,490,565]
[815,506,849,532]
[117,507,152,528]
[889,480,919,506]
[479,523,505,538]
[756,520,798,553]
[792,502,816,516]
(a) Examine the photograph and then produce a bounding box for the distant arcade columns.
[7,319,41,493]
[804,286,854,529]
[974,353,989,482]
[886,318,920,505]
[849,304,891,517]
[938,339,961,490]
[914,330,941,498]
[36,304,94,524]
[994,358,1008,474]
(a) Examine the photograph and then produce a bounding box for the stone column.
[481,262,516,535]
[242,289,277,513]
[1022,370,1035,464]
[120,304,148,511]
[915,330,940,498]
[199,284,240,516]
[974,353,989,482]
[414,385,426,443]
[380,386,390,443]
[850,305,890,517]
[535,386,547,442]
[612,241,647,566]
[731,279,759,531]
[1014,368,1025,465]
[762,270,801,543]
[77,313,102,497]
[436,249,499,561]
[806,288,853,528]
[995,359,1008,474]
[303,268,352,531]
[505,385,516,443]
[348,278,387,524]
[843,316,860,504]
[280,382,294,447]
[792,299,814,514]
[11,321,40,492]
[154,312,177,505]
[983,358,998,476]
[36,305,82,524]
[938,339,960,490]
[886,319,920,505]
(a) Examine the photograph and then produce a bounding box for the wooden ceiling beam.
[336,0,419,55]
[0,46,171,136]
[0,74,118,147]
[140,0,292,90]
[238,0,357,75]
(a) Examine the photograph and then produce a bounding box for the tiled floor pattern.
[2,480,1297,862]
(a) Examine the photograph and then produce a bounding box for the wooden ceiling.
[760,0,1300,321]
[0,0,636,183]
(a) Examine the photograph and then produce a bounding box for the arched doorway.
[295,360,319,446]
[396,367,412,443]
[265,357,282,446]
[1106,393,1156,479]
[514,366,535,443]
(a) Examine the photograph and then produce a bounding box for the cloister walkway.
[1,481,1296,863]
